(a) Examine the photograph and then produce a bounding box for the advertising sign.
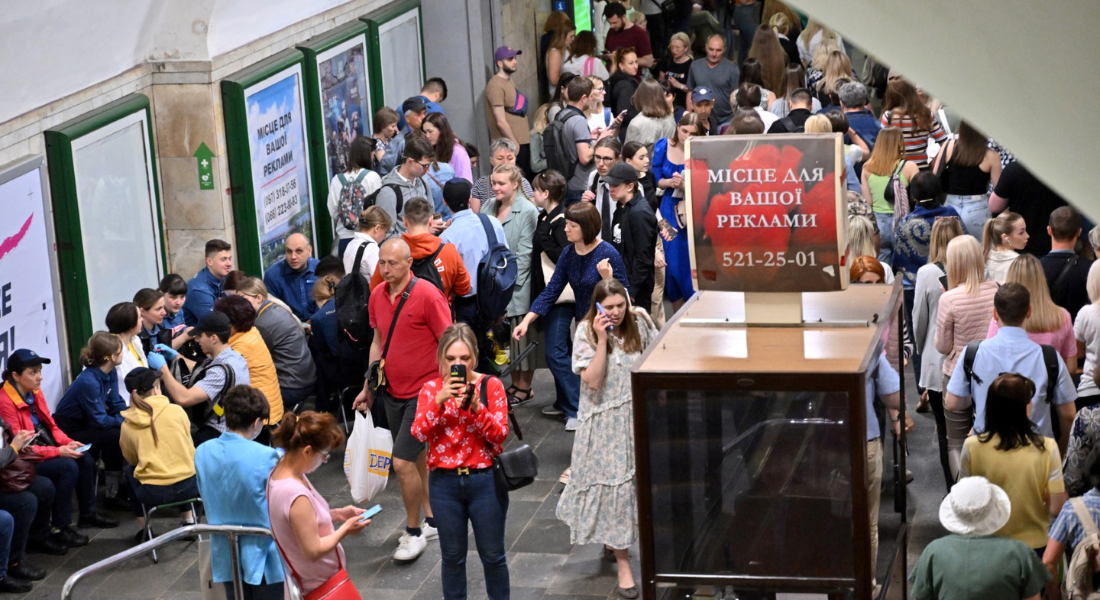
[244,65,314,270]
[316,37,372,183]
[686,134,848,293]
[0,160,67,406]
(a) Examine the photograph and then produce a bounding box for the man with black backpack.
[945,283,1078,451]
[1041,206,1092,323]
[153,311,251,446]
[369,197,470,304]
[767,88,814,134]
[373,136,433,238]
[545,77,616,205]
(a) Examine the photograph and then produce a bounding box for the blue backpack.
[475,213,516,322]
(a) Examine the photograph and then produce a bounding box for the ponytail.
[270,410,344,454]
[130,391,159,446]
[80,331,122,368]
[983,211,1023,259]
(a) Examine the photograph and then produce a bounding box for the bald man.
[262,233,320,321]
[354,238,452,561]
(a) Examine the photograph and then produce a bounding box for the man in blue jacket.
[262,233,319,322]
[183,239,234,326]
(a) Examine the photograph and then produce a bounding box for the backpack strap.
[1052,255,1082,304]
[780,115,797,132]
[337,173,349,186]
[380,277,417,361]
[390,183,405,216]
[351,242,368,277]
[476,213,500,247]
[963,340,983,387]
[1072,497,1100,538]
[427,241,445,266]
[353,169,368,184]
[480,374,521,440]
[1041,343,1063,442]
[934,261,948,291]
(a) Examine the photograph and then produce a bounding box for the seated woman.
[214,295,284,425]
[54,332,129,508]
[105,302,148,402]
[134,288,192,355]
[0,415,49,586]
[0,347,116,554]
[195,385,285,600]
[268,412,368,597]
[120,367,199,542]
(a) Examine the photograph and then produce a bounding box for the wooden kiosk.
[630,135,908,599]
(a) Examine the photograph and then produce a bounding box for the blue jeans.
[874,212,895,267]
[733,4,757,62]
[0,477,52,564]
[0,511,12,578]
[944,194,991,240]
[429,470,509,600]
[281,385,314,413]
[544,303,580,418]
[35,453,96,527]
[125,466,200,516]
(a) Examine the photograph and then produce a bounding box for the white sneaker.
[420,521,438,541]
[565,417,578,431]
[393,532,427,561]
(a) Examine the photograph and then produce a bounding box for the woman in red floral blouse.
[411,323,510,599]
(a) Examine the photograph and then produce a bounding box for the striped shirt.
[880,110,948,167]
[1050,488,1100,553]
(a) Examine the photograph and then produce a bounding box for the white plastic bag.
[343,410,393,503]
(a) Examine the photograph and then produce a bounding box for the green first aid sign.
[194,142,214,190]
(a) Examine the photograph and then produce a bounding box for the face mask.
[249,420,264,440]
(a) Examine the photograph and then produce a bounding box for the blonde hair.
[1006,254,1064,333]
[436,323,479,378]
[928,217,964,265]
[982,211,1024,259]
[817,50,852,94]
[810,38,840,70]
[312,274,340,306]
[847,215,876,264]
[586,75,606,116]
[80,331,122,368]
[532,103,552,134]
[800,19,839,50]
[358,205,392,233]
[803,114,831,133]
[864,127,904,176]
[668,32,693,59]
[768,12,790,35]
[946,235,985,295]
[1088,260,1100,306]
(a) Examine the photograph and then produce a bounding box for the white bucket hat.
[939,476,1012,536]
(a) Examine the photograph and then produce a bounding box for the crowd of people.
[0,1,1090,599]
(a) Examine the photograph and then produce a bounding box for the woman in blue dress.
[651,112,704,310]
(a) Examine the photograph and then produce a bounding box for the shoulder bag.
[0,421,35,493]
[540,213,575,304]
[481,375,538,491]
[367,277,418,394]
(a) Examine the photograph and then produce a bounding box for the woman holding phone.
[411,323,511,600]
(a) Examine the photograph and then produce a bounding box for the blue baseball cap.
[6,349,50,372]
[692,87,716,103]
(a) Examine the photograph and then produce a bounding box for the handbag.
[267,478,362,600]
[27,398,57,448]
[367,277,418,394]
[540,213,575,304]
[0,422,35,494]
[482,376,538,491]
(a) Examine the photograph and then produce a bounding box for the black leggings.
[926,390,954,492]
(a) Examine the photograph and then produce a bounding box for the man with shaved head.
[354,237,452,562]
[262,232,320,321]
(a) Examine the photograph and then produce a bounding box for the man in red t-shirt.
[603,2,654,69]
[354,237,452,562]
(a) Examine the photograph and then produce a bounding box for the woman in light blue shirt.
[194,385,284,600]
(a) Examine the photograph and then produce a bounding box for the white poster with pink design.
[0,158,66,406]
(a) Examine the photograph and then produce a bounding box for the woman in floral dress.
[556,278,657,600]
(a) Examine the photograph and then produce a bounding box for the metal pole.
[228,532,245,600]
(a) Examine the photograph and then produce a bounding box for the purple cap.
[494,46,521,63]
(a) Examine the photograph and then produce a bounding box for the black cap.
[191,311,232,340]
[603,163,639,186]
[124,367,162,395]
[6,349,51,373]
[442,178,473,211]
[401,96,428,114]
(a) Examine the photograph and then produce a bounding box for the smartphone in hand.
[358,504,383,522]
[596,303,614,331]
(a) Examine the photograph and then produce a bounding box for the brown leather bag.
[0,422,35,493]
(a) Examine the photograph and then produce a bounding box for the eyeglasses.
[417,160,433,169]
[594,155,616,163]
[319,451,331,463]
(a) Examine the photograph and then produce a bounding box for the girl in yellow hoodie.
[120,367,199,541]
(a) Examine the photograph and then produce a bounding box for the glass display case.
[632,284,907,600]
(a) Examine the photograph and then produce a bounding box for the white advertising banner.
[0,160,66,406]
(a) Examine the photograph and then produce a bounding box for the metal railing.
[61,524,302,600]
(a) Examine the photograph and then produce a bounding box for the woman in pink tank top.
[268,412,370,597]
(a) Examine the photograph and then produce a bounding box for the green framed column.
[297,20,374,258]
[221,49,319,275]
[43,93,166,373]
[362,1,426,112]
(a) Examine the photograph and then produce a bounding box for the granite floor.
[16,360,945,600]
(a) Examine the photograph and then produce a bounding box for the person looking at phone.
[119,367,199,542]
[411,323,510,599]
[268,411,368,597]
[557,279,658,599]
[195,385,285,600]
[0,348,118,554]
[353,238,452,562]
[557,77,617,205]
[55,331,130,510]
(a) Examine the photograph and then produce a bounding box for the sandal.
[508,386,534,407]
[559,468,571,485]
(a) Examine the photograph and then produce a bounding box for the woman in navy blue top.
[512,202,629,431]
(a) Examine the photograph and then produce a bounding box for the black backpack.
[962,340,1061,438]
[364,182,405,217]
[184,360,235,434]
[476,213,517,322]
[411,242,447,296]
[544,107,585,177]
[334,242,374,349]
[778,114,805,133]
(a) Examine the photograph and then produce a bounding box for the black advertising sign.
[685,134,848,293]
